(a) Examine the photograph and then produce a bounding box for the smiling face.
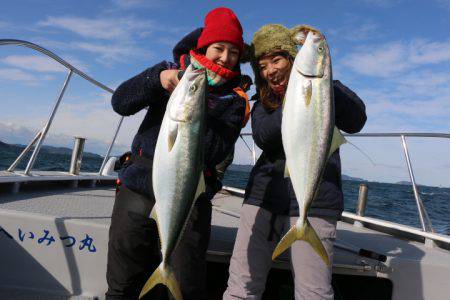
[205,42,240,70]
[258,52,293,96]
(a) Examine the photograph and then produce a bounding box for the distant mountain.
[342,174,365,182]
[0,122,128,155]
[396,181,410,185]
[0,139,104,172]
[229,164,366,182]
[0,140,15,149]
[0,140,102,158]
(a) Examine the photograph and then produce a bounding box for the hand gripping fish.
[139,65,207,300]
[273,26,346,265]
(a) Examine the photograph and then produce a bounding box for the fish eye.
[318,46,324,52]
[189,84,197,93]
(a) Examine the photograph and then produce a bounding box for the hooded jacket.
[111,29,249,198]
[244,80,367,219]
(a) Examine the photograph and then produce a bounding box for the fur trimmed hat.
[250,24,318,90]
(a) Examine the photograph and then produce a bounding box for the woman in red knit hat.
[106,7,251,300]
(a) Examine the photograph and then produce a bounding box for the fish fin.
[139,263,182,300]
[272,224,298,260]
[272,220,330,266]
[148,206,163,251]
[172,171,206,254]
[167,122,178,152]
[304,79,312,106]
[300,219,330,265]
[328,126,347,159]
[284,165,290,178]
[149,206,157,221]
[194,172,206,200]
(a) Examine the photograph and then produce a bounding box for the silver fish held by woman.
[273,27,345,265]
[139,65,207,300]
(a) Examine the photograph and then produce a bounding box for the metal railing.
[238,132,450,235]
[1,39,447,237]
[0,39,122,175]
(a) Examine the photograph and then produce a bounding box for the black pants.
[106,183,212,300]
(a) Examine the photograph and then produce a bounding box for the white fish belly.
[152,117,202,260]
[282,72,333,222]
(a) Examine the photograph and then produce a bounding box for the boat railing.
[1,39,448,245]
[238,132,450,242]
[0,39,120,175]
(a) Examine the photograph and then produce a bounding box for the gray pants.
[223,204,336,300]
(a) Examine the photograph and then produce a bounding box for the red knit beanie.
[197,7,244,54]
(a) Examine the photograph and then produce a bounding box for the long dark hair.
[257,51,294,111]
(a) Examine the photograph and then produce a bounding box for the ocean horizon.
[1,144,449,235]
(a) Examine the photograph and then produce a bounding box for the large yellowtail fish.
[139,65,207,299]
[273,26,346,265]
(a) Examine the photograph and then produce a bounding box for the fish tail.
[272,219,330,266]
[139,262,182,300]
[272,225,298,261]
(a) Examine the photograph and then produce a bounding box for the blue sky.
[1,0,450,186]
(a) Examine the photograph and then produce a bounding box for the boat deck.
[1,185,447,268]
[1,184,450,299]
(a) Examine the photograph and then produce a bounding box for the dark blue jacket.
[111,59,247,197]
[244,80,367,219]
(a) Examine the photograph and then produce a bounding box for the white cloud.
[29,37,149,66]
[0,121,128,155]
[328,22,380,42]
[1,54,89,76]
[71,41,152,64]
[396,71,450,88]
[30,37,71,50]
[111,0,166,8]
[358,0,401,7]
[0,68,37,81]
[368,97,450,120]
[341,42,411,77]
[0,93,136,154]
[2,55,66,73]
[60,54,90,72]
[0,68,53,85]
[409,39,450,64]
[38,16,154,40]
[35,15,160,65]
[341,39,450,77]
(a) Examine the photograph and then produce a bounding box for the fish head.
[169,65,207,123]
[293,30,329,78]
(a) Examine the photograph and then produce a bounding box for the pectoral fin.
[284,165,290,178]
[303,79,312,106]
[328,126,346,159]
[194,172,206,200]
[149,206,157,221]
[168,122,178,152]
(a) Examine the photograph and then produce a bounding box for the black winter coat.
[111,59,247,197]
[244,80,367,219]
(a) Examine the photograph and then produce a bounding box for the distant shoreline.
[1,140,448,189]
[227,164,448,189]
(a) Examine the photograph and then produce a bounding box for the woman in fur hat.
[224,24,367,300]
[106,7,250,300]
